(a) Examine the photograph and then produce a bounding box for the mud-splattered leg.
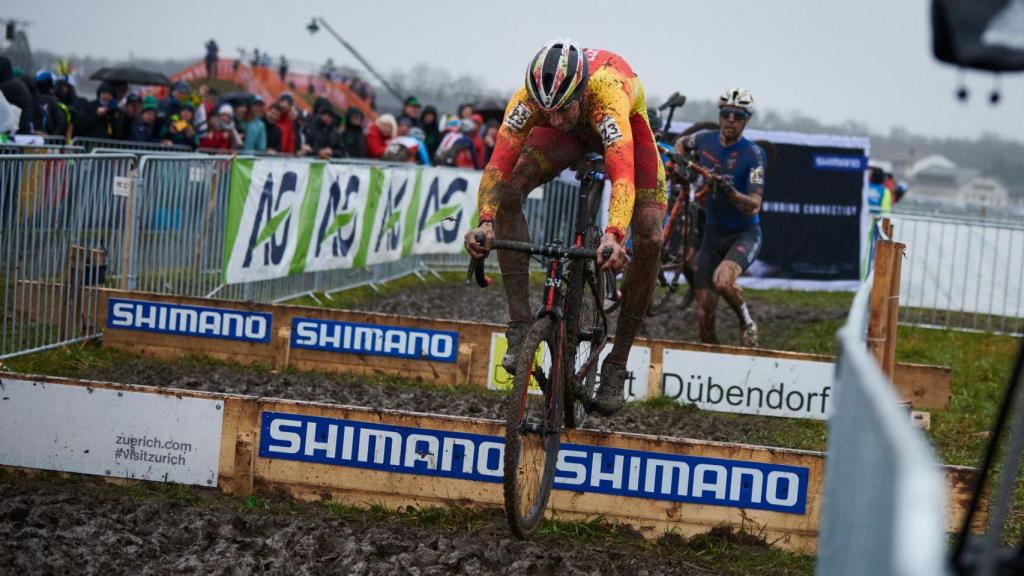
[607,202,665,364]
[696,288,720,344]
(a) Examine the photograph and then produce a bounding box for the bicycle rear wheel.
[504,316,563,537]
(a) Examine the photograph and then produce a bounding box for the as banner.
[304,164,375,273]
[409,168,481,256]
[222,160,483,285]
[222,159,318,284]
[356,166,418,267]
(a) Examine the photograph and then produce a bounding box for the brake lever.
[465,233,492,287]
[600,247,619,302]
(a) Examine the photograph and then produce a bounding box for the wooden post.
[868,243,893,373]
[882,241,905,378]
[272,327,292,372]
[868,218,905,380]
[60,245,107,340]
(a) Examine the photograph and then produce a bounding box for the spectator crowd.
[1,44,502,170]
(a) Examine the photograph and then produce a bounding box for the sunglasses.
[719,109,751,121]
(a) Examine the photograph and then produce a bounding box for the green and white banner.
[222,159,481,285]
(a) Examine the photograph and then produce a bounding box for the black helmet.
[525,39,589,110]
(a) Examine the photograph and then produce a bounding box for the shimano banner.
[745,132,870,288]
[259,411,809,515]
[223,160,481,284]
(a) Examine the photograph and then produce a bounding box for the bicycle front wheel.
[504,316,563,538]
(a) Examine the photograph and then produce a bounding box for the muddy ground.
[2,469,761,576]
[2,277,832,574]
[344,275,850,351]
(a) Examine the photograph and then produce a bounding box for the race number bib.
[598,116,623,146]
[749,166,764,185]
[504,103,532,133]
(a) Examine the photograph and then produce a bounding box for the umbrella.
[89,67,171,86]
[473,99,506,123]
[217,92,256,106]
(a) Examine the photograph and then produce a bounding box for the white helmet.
[718,88,754,115]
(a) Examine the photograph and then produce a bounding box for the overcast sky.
[6,0,1024,141]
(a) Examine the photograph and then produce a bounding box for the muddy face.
[547,99,582,132]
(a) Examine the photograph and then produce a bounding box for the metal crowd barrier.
[72,137,192,154]
[892,212,1024,336]
[817,276,947,576]
[1,143,86,155]
[0,152,589,359]
[127,155,233,298]
[1,154,136,360]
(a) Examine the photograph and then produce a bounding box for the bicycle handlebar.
[466,235,615,288]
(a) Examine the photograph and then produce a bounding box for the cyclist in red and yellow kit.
[465,39,666,416]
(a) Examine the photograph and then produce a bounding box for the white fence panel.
[817,278,948,576]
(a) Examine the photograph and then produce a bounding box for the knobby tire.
[503,316,562,538]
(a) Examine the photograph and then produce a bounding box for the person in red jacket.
[275,94,299,154]
[366,113,396,159]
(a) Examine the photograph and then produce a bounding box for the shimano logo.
[107,298,271,342]
[259,412,808,515]
[291,318,458,363]
[812,155,866,171]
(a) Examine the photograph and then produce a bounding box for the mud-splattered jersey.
[685,130,765,230]
[478,49,651,240]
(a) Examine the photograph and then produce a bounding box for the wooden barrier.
[97,289,952,410]
[868,220,905,379]
[0,372,984,553]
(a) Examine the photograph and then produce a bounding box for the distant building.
[905,154,1010,208]
[960,177,1010,207]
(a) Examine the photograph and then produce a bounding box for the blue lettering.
[257,412,809,515]
[105,298,271,342]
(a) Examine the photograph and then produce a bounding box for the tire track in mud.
[1,472,730,575]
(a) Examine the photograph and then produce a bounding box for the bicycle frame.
[468,160,615,393]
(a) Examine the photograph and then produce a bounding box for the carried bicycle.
[467,157,616,537]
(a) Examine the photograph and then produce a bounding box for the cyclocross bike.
[467,155,616,537]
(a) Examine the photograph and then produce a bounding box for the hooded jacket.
[55,79,90,136]
[419,106,442,160]
[33,76,67,137]
[0,57,33,134]
[304,106,346,158]
[341,108,367,158]
[79,83,123,139]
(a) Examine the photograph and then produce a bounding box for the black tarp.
[751,143,867,282]
[933,0,1024,71]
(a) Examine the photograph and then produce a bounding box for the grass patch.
[751,288,855,310]
[893,326,1017,467]
[659,527,816,575]
[2,340,132,377]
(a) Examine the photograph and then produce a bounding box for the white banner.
[223,160,482,282]
[224,159,311,284]
[304,163,372,273]
[487,332,650,401]
[410,168,482,256]
[363,166,418,266]
[0,378,224,486]
[662,349,835,419]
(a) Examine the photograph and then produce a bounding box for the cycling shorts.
[693,224,761,290]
